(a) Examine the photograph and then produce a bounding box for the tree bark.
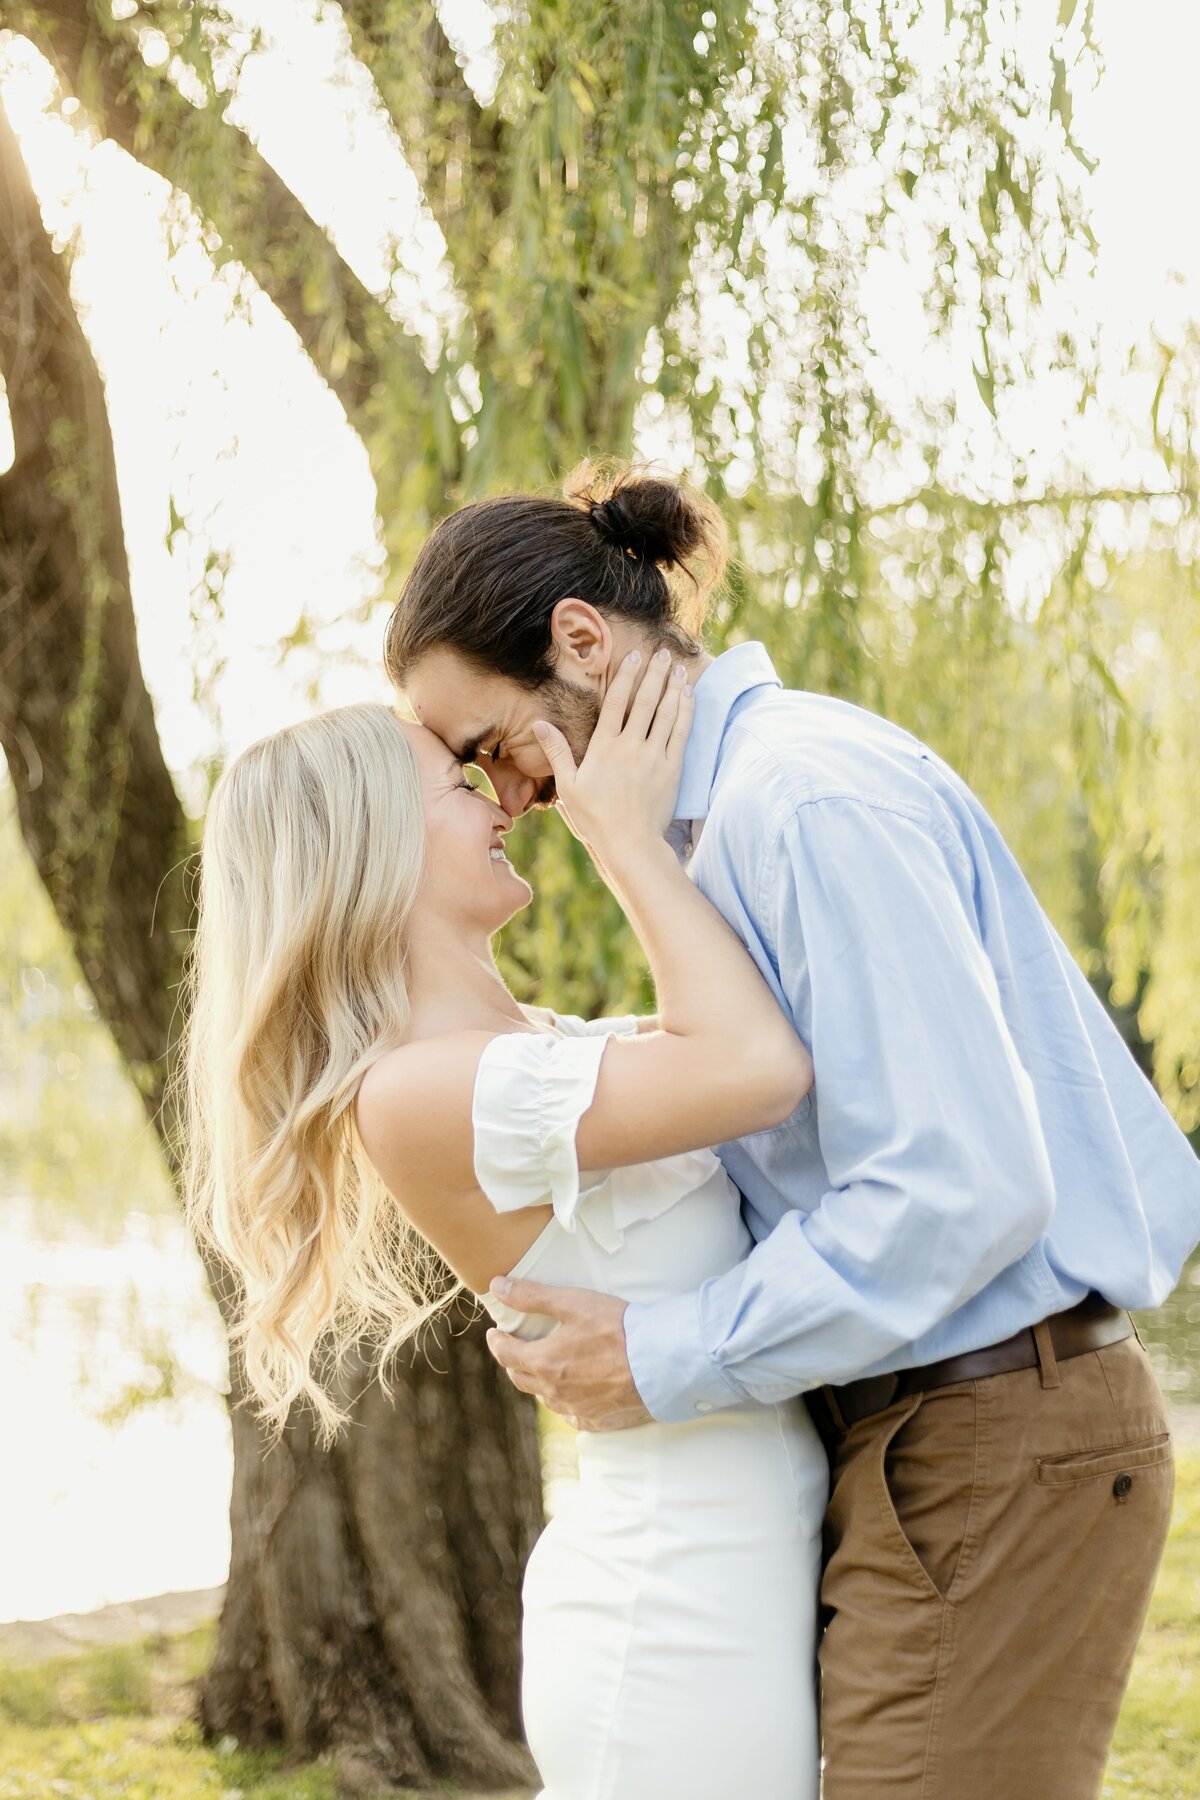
[0,91,189,1124]
[205,1302,541,1788]
[0,92,540,1791]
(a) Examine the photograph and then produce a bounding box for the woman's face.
[400,719,533,934]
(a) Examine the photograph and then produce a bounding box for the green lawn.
[2,1456,1197,1799]
[1103,1450,1200,1798]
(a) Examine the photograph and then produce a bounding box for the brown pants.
[815,1330,1174,1799]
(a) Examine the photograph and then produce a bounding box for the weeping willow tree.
[1,0,1197,1785]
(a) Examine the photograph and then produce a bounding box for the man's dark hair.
[383,460,729,691]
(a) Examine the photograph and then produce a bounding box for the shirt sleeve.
[623,796,1057,1422]
[548,1010,641,1038]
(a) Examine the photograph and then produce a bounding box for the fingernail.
[683,684,694,698]
[531,722,550,742]
[626,650,641,665]
[490,1276,513,1297]
[655,647,671,663]
[673,663,686,680]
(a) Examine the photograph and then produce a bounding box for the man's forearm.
[624,1162,1054,1424]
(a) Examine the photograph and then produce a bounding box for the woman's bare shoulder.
[353,1030,500,1192]
[352,1029,556,1288]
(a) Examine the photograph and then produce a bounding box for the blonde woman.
[180,651,826,1800]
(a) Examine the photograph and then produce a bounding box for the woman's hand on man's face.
[531,649,693,873]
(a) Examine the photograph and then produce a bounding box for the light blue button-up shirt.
[623,642,1200,1423]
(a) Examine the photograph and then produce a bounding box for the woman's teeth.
[490,847,508,862]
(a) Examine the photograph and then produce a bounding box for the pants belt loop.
[1033,1318,1061,1390]
[822,1383,849,1432]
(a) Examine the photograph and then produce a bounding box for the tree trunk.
[0,93,541,1791]
[205,1300,541,1788]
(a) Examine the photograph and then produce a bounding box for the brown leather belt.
[809,1292,1133,1436]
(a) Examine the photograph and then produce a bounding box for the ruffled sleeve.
[472,1032,612,1230]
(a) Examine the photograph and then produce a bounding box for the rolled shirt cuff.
[622,1289,746,1423]
[550,1010,641,1038]
[585,1013,641,1037]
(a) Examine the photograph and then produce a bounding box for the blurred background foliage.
[1,0,1196,1279]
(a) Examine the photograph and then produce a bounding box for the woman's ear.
[548,597,613,680]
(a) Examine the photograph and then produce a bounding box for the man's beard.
[535,674,602,804]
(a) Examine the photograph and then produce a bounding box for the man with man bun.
[387,463,1198,1798]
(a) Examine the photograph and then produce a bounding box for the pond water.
[1134,1252,1200,1410]
[3,1197,1198,1626]
[1,1199,232,1625]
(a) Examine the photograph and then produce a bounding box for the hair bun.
[565,460,728,631]
[590,496,639,557]
[586,477,704,568]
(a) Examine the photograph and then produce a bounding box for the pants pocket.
[878,1387,978,1602]
[1036,1431,1172,1488]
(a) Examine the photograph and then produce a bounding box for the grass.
[0,1631,340,1798]
[1103,1450,1200,1798]
[2,1457,1197,1799]
[0,1630,511,1800]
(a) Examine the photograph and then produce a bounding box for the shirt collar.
[673,641,782,823]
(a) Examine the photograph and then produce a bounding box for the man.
[386,474,1198,1797]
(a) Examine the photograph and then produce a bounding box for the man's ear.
[549,598,613,680]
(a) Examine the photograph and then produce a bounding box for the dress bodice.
[473,1012,753,1340]
[469,1017,825,1800]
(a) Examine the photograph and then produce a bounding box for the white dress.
[475,1014,826,1800]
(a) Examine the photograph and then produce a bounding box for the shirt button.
[695,1400,713,1413]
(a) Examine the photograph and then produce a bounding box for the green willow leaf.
[973,362,997,417]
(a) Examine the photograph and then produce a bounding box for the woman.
[179,648,827,1798]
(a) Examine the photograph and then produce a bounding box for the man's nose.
[491,764,540,818]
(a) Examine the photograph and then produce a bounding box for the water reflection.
[1135,1250,1200,1406]
[1,1198,232,1624]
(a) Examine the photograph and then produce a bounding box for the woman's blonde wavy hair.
[173,702,461,1444]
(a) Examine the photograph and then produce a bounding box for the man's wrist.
[622,1290,744,1424]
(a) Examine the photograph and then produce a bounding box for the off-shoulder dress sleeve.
[471,1031,614,1231]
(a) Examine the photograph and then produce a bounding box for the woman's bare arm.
[354,653,811,1288]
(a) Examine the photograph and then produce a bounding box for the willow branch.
[338,0,505,301]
